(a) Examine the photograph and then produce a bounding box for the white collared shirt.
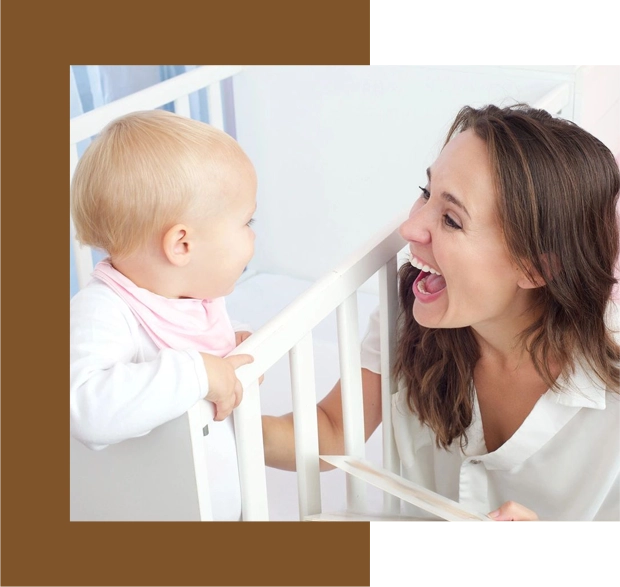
[360,303,620,520]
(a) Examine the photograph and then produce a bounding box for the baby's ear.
[162,224,191,267]
[517,253,560,290]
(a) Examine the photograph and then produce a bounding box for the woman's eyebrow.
[426,167,471,219]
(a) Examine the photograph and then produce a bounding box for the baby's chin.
[212,283,237,299]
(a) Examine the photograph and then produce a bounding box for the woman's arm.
[262,368,382,471]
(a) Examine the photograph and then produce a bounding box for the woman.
[263,104,620,521]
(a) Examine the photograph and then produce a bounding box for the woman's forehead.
[431,130,496,212]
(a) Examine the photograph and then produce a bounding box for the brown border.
[66,522,370,587]
[70,0,374,65]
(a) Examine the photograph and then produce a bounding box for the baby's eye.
[418,186,430,200]
[247,218,255,227]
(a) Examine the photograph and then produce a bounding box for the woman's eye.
[443,215,462,230]
[247,218,255,227]
[418,185,461,229]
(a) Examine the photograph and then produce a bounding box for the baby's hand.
[200,353,254,421]
[234,331,265,385]
[488,501,538,521]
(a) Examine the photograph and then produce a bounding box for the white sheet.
[226,272,385,520]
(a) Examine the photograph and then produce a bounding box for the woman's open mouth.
[410,256,447,302]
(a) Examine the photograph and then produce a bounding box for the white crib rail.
[231,212,407,519]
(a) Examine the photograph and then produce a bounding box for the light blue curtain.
[70,65,236,298]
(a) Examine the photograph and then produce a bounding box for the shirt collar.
[463,359,609,469]
[551,359,608,410]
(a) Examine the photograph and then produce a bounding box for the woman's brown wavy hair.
[394,104,620,450]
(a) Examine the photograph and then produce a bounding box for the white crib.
[70,65,576,521]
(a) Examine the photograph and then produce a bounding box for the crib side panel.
[70,414,201,521]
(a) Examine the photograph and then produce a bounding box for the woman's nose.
[399,204,432,245]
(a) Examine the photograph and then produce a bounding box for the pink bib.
[92,260,236,357]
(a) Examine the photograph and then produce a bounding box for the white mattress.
[226,272,386,520]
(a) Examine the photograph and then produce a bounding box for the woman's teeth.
[410,255,441,275]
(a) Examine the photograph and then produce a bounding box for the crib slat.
[187,401,214,521]
[379,256,401,514]
[207,82,225,130]
[233,380,269,520]
[289,332,322,519]
[173,94,192,118]
[70,142,79,180]
[70,144,94,288]
[337,293,367,513]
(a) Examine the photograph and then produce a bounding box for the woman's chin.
[413,303,446,329]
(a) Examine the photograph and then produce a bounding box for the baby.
[70,110,257,520]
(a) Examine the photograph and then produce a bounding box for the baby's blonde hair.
[71,109,251,258]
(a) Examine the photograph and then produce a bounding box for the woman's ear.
[162,224,192,267]
[517,267,546,290]
[516,253,560,290]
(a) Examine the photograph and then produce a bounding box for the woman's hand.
[235,331,252,345]
[489,501,538,521]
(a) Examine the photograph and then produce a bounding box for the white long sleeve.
[70,281,208,449]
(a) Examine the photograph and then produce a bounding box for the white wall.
[573,66,620,157]
[232,66,585,290]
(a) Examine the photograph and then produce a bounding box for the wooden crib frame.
[70,66,572,521]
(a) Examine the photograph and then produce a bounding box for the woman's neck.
[471,304,541,371]
[471,305,562,382]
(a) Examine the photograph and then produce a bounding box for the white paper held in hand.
[320,455,493,521]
